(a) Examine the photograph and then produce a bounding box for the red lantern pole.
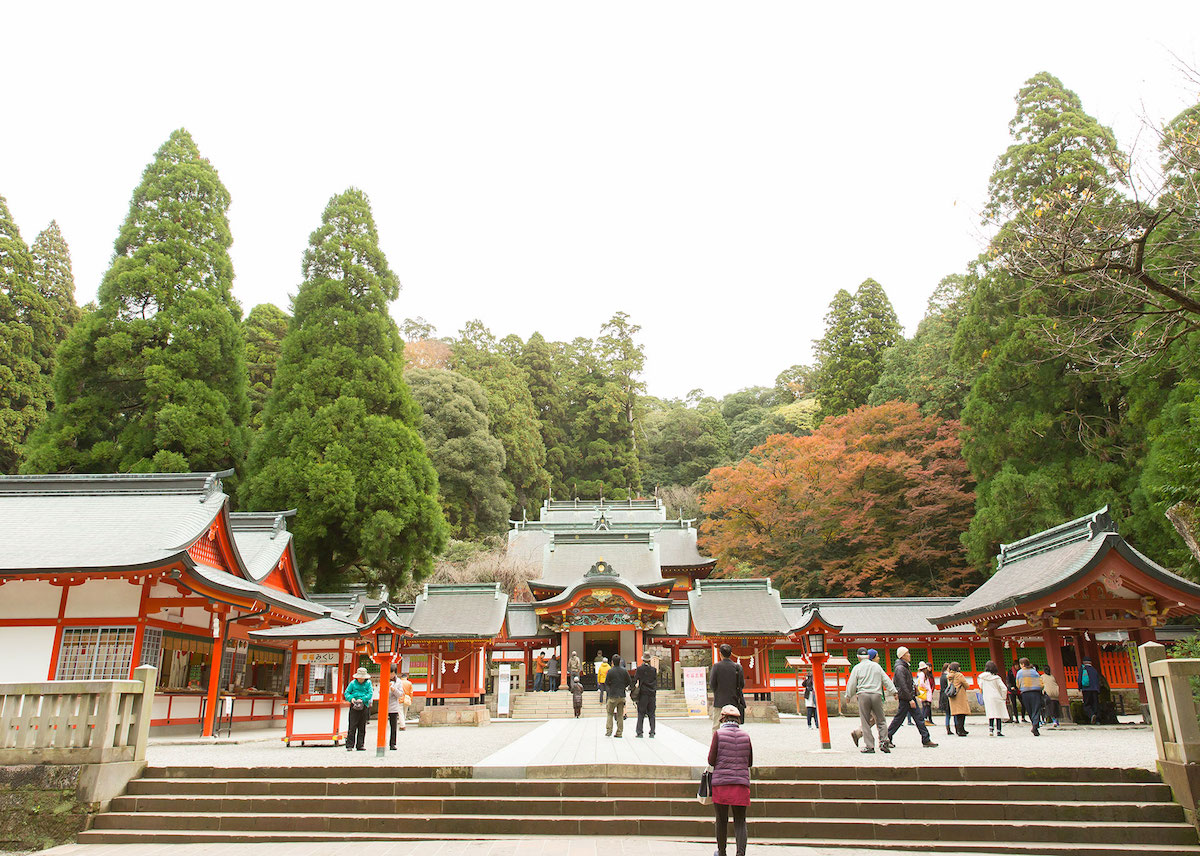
[811,651,831,749]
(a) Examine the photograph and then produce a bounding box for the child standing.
[570,675,584,717]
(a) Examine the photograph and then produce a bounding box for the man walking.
[1079,657,1102,724]
[635,652,658,738]
[845,647,894,754]
[886,646,938,748]
[604,654,632,737]
[710,643,744,726]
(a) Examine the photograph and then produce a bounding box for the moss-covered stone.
[0,765,94,852]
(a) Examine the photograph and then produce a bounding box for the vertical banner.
[684,666,708,717]
[497,663,511,717]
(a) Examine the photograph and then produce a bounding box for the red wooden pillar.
[202,609,228,738]
[1042,628,1069,707]
[560,630,570,690]
[987,634,1005,672]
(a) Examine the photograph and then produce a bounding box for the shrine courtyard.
[141,714,1158,772]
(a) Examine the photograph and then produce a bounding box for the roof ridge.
[0,469,235,499]
[997,506,1114,568]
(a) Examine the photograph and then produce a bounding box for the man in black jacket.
[634,652,658,738]
[709,644,744,725]
[886,646,938,748]
[604,654,632,737]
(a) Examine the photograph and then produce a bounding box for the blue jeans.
[533,672,543,692]
[806,705,817,727]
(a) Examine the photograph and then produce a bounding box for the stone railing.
[0,665,156,765]
[1138,643,1200,826]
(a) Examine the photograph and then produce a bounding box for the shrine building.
[4,472,1199,735]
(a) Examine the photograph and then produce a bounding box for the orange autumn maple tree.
[700,401,981,598]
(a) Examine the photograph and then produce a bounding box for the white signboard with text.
[497,663,511,717]
[683,666,708,717]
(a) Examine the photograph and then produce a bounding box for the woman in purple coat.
[708,703,753,856]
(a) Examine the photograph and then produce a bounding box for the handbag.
[630,682,641,702]
[697,769,713,805]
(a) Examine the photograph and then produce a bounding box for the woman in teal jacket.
[344,667,374,751]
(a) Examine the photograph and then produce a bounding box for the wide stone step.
[85,811,1200,844]
[137,764,1162,783]
[71,829,1200,855]
[107,793,1185,823]
[125,776,1175,803]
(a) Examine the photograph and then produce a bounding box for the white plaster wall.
[0,580,60,619]
[63,579,141,618]
[0,626,56,681]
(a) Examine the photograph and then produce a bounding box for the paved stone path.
[475,717,708,776]
[143,713,1157,771]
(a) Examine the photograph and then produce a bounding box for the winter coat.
[939,672,950,712]
[570,680,584,704]
[803,675,815,706]
[1041,673,1060,700]
[344,678,373,706]
[946,671,971,716]
[1078,662,1101,692]
[568,654,582,675]
[710,658,744,709]
[604,664,632,699]
[708,722,753,789]
[978,671,1008,720]
[388,681,403,714]
[635,664,658,695]
[892,658,917,702]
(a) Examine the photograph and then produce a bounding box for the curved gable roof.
[0,470,232,574]
[934,507,1200,628]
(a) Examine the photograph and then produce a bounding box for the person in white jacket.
[978,660,1009,737]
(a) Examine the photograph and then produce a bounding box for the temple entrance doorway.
[580,633,618,689]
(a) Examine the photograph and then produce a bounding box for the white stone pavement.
[141,713,1159,771]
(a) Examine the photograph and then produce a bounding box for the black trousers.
[887,700,932,744]
[1021,690,1043,732]
[347,706,368,750]
[636,692,656,736]
[1082,690,1101,722]
[715,803,748,856]
[953,713,968,735]
[388,713,399,748]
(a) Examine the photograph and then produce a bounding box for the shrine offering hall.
[2,473,1199,736]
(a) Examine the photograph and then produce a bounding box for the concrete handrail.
[0,665,156,765]
[1139,642,1200,765]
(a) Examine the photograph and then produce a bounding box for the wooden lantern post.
[791,608,843,751]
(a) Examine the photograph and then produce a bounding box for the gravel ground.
[668,713,1158,770]
[145,713,1156,771]
[146,720,543,768]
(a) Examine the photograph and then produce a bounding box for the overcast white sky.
[5,2,1200,400]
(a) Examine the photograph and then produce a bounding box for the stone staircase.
[80,763,1200,853]
[506,689,693,720]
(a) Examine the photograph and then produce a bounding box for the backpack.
[1081,668,1090,688]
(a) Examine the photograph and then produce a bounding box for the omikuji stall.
[250,584,508,747]
[251,614,361,746]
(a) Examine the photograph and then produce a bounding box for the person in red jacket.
[708,704,753,856]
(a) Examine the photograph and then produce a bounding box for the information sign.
[683,666,708,717]
[497,663,511,717]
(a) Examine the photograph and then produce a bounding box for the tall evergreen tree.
[869,274,974,419]
[516,332,571,494]
[24,129,249,475]
[956,76,1137,571]
[571,312,645,496]
[243,303,290,430]
[813,279,901,420]
[30,220,81,367]
[242,188,447,591]
[452,321,550,514]
[407,367,509,539]
[0,195,49,473]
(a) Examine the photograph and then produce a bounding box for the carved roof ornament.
[586,559,617,577]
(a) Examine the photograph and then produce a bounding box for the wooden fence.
[0,665,156,765]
